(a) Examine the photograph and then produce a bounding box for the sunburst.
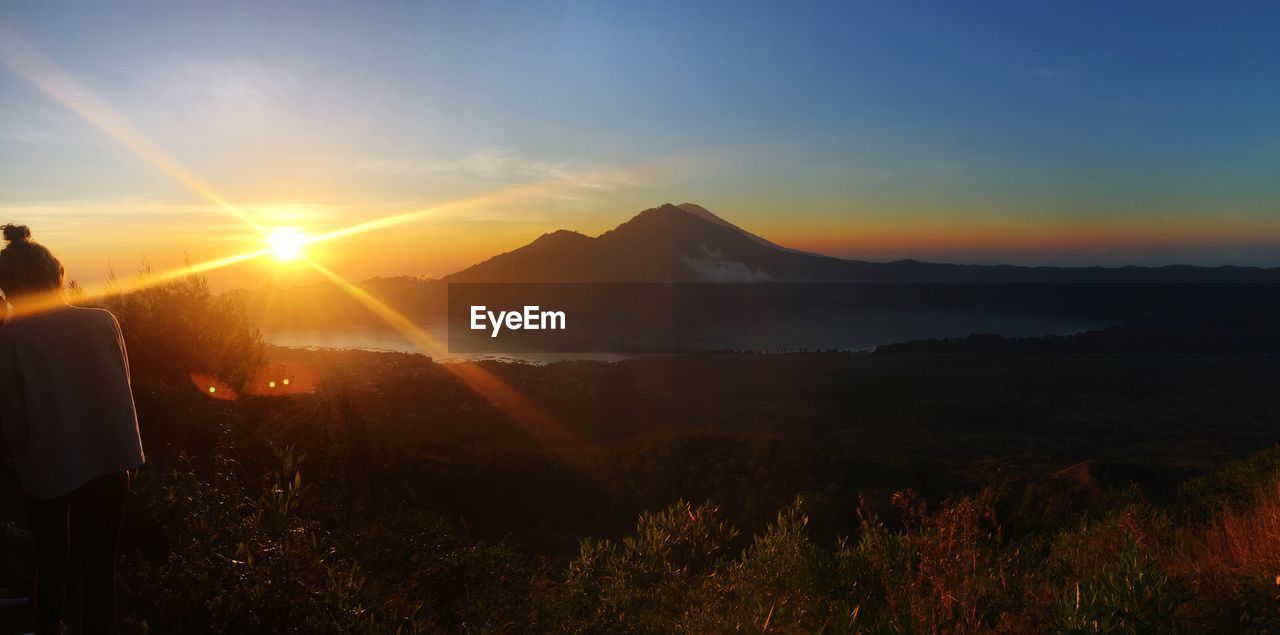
[264,228,307,262]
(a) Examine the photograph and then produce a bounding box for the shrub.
[98,266,263,388]
[546,500,740,633]
[1178,444,1280,517]
[1050,543,1185,634]
[847,489,1028,634]
[703,501,856,633]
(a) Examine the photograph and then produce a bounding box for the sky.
[1,0,1278,289]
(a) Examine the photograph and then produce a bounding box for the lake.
[263,310,1111,363]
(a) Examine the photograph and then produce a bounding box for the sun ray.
[1,21,656,283]
[0,23,264,233]
[1,22,665,265]
[3,170,628,319]
[301,166,639,248]
[0,22,637,449]
[302,258,577,446]
[10,246,274,316]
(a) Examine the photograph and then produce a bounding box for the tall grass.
[1172,476,1280,632]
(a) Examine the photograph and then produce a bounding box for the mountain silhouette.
[444,203,1280,283]
[446,203,803,282]
[242,203,1278,330]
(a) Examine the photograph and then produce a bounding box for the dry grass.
[1172,475,1280,630]
[846,489,1031,633]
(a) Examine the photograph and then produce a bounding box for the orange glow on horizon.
[767,214,1280,262]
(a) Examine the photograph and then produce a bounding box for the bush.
[1178,444,1280,517]
[97,266,263,388]
[1050,544,1185,634]
[706,502,855,632]
[545,500,740,633]
[846,489,1029,633]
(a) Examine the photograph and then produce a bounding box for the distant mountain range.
[242,203,1280,330]
[447,203,1280,283]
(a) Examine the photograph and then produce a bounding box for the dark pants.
[24,471,129,635]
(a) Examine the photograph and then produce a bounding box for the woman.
[0,224,144,635]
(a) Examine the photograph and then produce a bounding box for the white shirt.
[0,305,145,499]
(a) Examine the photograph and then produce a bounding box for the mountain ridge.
[443,203,1280,283]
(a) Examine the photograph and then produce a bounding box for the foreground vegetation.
[118,424,1279,633]
[82,274,1280,632]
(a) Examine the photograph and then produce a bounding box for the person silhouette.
[0,224,144,635]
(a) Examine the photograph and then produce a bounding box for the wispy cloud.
[354,148,639,193]
[156,60,299,100]
[120,59,301,135]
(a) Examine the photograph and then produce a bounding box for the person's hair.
[0,224,66,301]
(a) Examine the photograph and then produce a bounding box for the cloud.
[354,149,638,193]
[121,59,302,135]
[134,59,299,103]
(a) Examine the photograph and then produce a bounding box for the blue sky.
[1,0,1277,285]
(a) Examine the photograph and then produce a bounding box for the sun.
[265,228,307,262]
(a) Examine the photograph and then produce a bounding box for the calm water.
[263,323,631,363]
[263,311,1111,363]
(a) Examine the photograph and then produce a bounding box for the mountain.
[446,203,804,282]
[672,202,818,256]
[242,203,1279,330]
[445,203,1280,283]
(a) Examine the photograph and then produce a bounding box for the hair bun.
[2,224,31,243]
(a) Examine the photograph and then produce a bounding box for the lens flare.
[190,372,237,400]
[302,258,578,446]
